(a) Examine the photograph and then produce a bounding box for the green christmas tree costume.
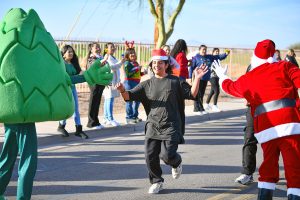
[0,8,112,200]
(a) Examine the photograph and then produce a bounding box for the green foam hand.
[0,8,74,123]
[83,59,113,86]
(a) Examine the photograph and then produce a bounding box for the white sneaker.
[201,111,208,115]
[193,111,203,116]
[211,105,221,112]
[172,163,182,179]
[109,120,120,127]
[203,103,211,110]
[148,182,163,194]
[94,124,104,129]
[235,174,253,185]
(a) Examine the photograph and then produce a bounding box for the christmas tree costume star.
[0,8,112,200]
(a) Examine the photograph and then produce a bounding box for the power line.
[96,0,122,40]
[64,0,89,42]
[75,1,103,38]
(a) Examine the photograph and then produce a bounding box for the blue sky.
[1,0,300,49]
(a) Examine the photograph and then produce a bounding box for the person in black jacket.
[234,64,258,185]
[285,49,299,67]
[82,42,107,129]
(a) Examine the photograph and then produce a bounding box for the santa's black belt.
[254,98,296,117]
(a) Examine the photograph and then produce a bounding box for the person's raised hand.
[194,64,208,80]
[83,60,113,86]
[225,49,230,55]
[116,82,125,93]
[211,60,228,78]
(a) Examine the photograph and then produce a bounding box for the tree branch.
[165,0,185,40]
[148,0,158,20]
[157,0,165,35]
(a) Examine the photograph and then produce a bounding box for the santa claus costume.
[212,39,300,200]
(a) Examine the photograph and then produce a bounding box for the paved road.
[3,114,286,200]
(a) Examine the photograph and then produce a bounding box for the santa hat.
[151,49,169,61]
[149,49,169,66]
[254,39,276,64]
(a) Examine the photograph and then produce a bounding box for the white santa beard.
[250,54,267,70]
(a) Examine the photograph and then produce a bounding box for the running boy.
[116,49,207,194]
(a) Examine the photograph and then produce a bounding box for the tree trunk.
[148,0,185,49]
[153,3,159,47]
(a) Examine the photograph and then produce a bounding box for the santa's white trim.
[219,76,236,96]
[287,188,300,196]
[250,53,275,69]
[219,75,230,88]
[258,182,276,190]
[152,56,168,61]
[255,122,300,144]
[250,54,267,69]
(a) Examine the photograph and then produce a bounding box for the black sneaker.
[75,132,89,139]
[75,125,89,139]
[126,119,137,124]
[134,118,142,122]
[57,124,69,137]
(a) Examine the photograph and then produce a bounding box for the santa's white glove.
[211,60,228,79]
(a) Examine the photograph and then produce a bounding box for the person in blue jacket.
[189,45,230,115]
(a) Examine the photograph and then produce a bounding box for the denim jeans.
[104,97,114,121]
[60,87,81,126]
[124,80,140,119]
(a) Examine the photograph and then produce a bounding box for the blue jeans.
[124,80,140,119]
[60,87,81,126]
[104,97,114,121]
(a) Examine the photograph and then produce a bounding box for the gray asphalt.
[2,113,287,200]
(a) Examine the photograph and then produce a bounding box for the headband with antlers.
[125,41,134,49]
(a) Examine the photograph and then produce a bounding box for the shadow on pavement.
[6,185,138,196]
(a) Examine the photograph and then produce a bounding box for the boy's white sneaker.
[172,163,182,179]
[148,182,163,194]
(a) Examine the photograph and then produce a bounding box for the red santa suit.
[214,39,300,197]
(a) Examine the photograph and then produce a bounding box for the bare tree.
[148,0,186,48]
[104,0,185,48]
